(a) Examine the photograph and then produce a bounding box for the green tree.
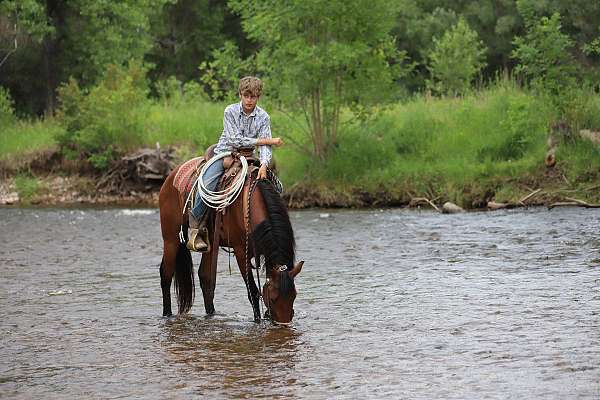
[199,41,255,101]
[0,0,54,114]
[392,1,523,90]
[511,12,578,95]
[392,3,459,90]
[146,0,235,85]
[426,18,487,96]
[459,0,522,71]
[0,0,168,115]
[514,0,600,85]
[229,0,410,161]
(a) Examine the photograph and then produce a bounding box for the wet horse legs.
[198,250,216,315]
[160,240,178,317]
[234,245,261,321]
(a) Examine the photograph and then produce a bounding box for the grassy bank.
[2,82,599,207]
[0,119,61,161]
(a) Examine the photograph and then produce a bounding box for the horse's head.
[262,261,304,325]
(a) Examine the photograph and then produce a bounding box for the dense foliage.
[1,0,599,170]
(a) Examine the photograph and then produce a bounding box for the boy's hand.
[258,164,268,179]
[271,137,284,146]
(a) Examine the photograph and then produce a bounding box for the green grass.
[271,81,600,206]
[277,83,554,195]
[2,80,599,207]
[0,119,61,160]
[140,100,225,150]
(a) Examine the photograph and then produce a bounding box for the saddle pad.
[173,157,203,195]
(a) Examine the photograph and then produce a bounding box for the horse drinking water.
[158,149,303,324]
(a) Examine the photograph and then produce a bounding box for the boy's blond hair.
[238,76,263,97]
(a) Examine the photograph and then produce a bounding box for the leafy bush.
[14,175,39,203]
[155,76,208,105]
[155,76,183,104]
[426,18,487,96]
[0,86,15,124]
[495,97,538,160]
[56,61,148,169]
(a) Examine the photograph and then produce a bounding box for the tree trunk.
[330,72,342,152]
[311,88,324,161]
[43,38,55,116]
[43,0,65,116]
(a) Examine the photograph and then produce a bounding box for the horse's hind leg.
[233,245,261,321]
[198,251,216,315]
[160,240,179,317]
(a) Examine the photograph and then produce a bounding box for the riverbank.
[2,83,599,209]
[0,150,597,210]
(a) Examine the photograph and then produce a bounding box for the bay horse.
[158,154,303,324]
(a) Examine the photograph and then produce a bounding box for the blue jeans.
[191,159,224,221]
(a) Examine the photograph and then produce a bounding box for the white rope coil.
[183,152,248,215]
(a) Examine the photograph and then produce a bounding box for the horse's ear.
[290,261,304,278]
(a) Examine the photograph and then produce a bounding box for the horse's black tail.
[174,241,195,314]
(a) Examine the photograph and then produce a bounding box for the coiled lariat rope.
[198,152,248,211]
[180,152,248,243]
[182,152,248,216]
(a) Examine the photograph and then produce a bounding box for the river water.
[0,206,599,399]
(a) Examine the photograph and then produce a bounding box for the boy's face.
[240,91,260,114]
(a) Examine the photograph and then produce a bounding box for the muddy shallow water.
[1,207,599,399]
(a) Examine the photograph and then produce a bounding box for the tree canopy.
[1,0,599,162]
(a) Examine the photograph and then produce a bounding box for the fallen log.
[487,188,543,211]
[548,197,600,210]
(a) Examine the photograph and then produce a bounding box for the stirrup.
[187,228,209,252]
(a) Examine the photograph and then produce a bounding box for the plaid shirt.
[214,102,272,166]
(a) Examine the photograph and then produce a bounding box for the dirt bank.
[1,149,598,210]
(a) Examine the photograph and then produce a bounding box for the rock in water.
[442,202,465,214]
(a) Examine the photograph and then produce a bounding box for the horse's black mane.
[251,180,296,294]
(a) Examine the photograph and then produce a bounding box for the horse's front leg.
[233,245,261,321]
[198,251,216,315]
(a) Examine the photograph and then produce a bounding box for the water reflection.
[160,315,303,397]
[1,207,599,399]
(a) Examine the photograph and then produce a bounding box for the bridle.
[262,265,295,326]
[244,175,295,326]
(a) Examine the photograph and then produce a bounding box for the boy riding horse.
[188,76,284,252]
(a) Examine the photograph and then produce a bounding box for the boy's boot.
[187,213,209,252]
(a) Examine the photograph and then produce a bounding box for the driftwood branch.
[548,197,600,209]
[519,188,542,205]
[488,188,542,210]
[96,146,176,194]
[409,197,440,212]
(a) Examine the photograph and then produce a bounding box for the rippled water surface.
[1,207,599,399]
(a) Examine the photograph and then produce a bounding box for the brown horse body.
[158,159,303,324]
